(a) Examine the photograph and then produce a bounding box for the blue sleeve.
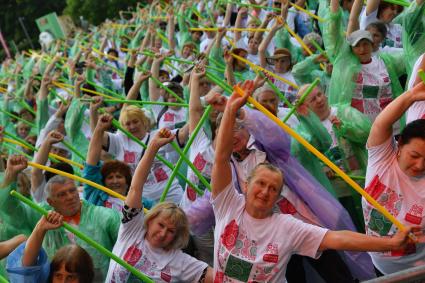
[83,162,109,207]
[6,242,50,283]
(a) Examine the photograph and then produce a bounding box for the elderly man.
[0,155,120,282]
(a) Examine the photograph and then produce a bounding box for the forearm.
[366,0,380,15]
[22,223,46,266]
[126,145,159,208]
[87,128,104,165]
[189,78,204,133]
[347,0,363,35]
[320,230,396,252]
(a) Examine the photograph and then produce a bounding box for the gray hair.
[45,175,74,198]
[253,85,277,100]
[303,32,323,47]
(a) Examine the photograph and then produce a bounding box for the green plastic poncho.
[0,182,120,282]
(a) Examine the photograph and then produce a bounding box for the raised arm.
[31,131,64,195]
[74,74,85,98]
[253,13,274,43]
[211,81,254,199]
[149,53,166,101]
[124,71,151,107]
[189,63,207,133]
[234,7,248,42]
[22,211,63,266]
[258,20,284,68]
[126,129,175,208]
[368,81,425,147]
[168,9,176,51]
[87,114,113,166]
[365,0,380,15]
[347,0,363,35]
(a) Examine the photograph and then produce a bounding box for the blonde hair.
[119,105,151,131]
[144,202,190,250]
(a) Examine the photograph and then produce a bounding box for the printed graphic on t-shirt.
[163,112,175,122]
[124,151,136,163]
[405,204,424,225]
[154,167,169,182]
[217,219,279,282]
[277,198,297,215]
[194,153,207,171]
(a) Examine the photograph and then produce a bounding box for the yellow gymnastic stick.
[190,27,271,32]
[283,23,326,71]
[288,2,325,22]
[28,161,148,213]
[231,53,299,89]
[3,137,84,170]
[233,85,412,237]
[54,81,116,100]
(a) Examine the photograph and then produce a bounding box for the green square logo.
[224,254,253,282]
[362,85,380,99]
[369,209,393,236]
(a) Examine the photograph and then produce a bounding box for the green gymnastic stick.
[160,105,213,202]
[283,78,320,123]
[0,274,8,283]
[0,109,36,128]
[61,140,86,160]
[99,109,203,194]
[10,190,154,283]
[80,98,188,107]
[4,131,36,152]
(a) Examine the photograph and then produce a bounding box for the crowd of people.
[0,0,425,281]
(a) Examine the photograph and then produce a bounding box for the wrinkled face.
[304,87,328,116]
[367,26,384,52]
[235,50,248,71]
[52,264,79,283]
[199,79,212,95]
[123,117,146,139]
[352,39,373,63]
[248,38,259,54]
[245,167,283,216]
[257,90,278,115]
[274,56,291,73]
[17,124,31,139]
[182,45,193,58]
[398,138,425,177]
[104,171,128,195]
[191,31,202,42]
[50,146,69,159]
[155,38,162,49]
[21,111,34,122]
[47,181,81,217]
[146,213,177,250]
[379,4,402,23]
[302,43,316,57]
[232,123,250,153]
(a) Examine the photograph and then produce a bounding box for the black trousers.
[286,250,356,283]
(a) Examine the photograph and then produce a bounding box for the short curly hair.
[101,160,132,190]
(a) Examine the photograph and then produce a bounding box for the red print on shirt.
[221,220,239,250]
[277,198,297,215]
[405,204,423,225]
[124,151,136,163]
[163,112,175,122]
[194,153,207,171]
[365,175,386,200]
[154,167,168,182]
[187,187,197,201]
[123,245,142,266]
[421,113,425,120]
[161,272,171,282]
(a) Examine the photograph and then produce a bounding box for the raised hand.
[37,211,64,231]
[96,114,113,132]
[151,128,175,149]
[46,130,64,145]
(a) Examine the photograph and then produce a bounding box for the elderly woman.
[363,78,425,275]
[210,80,412,282]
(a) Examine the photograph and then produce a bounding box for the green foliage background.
[0,0,142,60]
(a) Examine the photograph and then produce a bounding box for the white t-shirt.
[106,209,208,282]
[277,107,300,129]
[360,9,403,48]
[407,54,425,123]
[363,138,425,274]
[266,70,298,104]
[352,56,392,122]
[107,131,183,203]
[180,129,215,209]
[211,181,328,282]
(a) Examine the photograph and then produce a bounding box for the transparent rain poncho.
[323,8,405,108]
[0,182,120,282]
